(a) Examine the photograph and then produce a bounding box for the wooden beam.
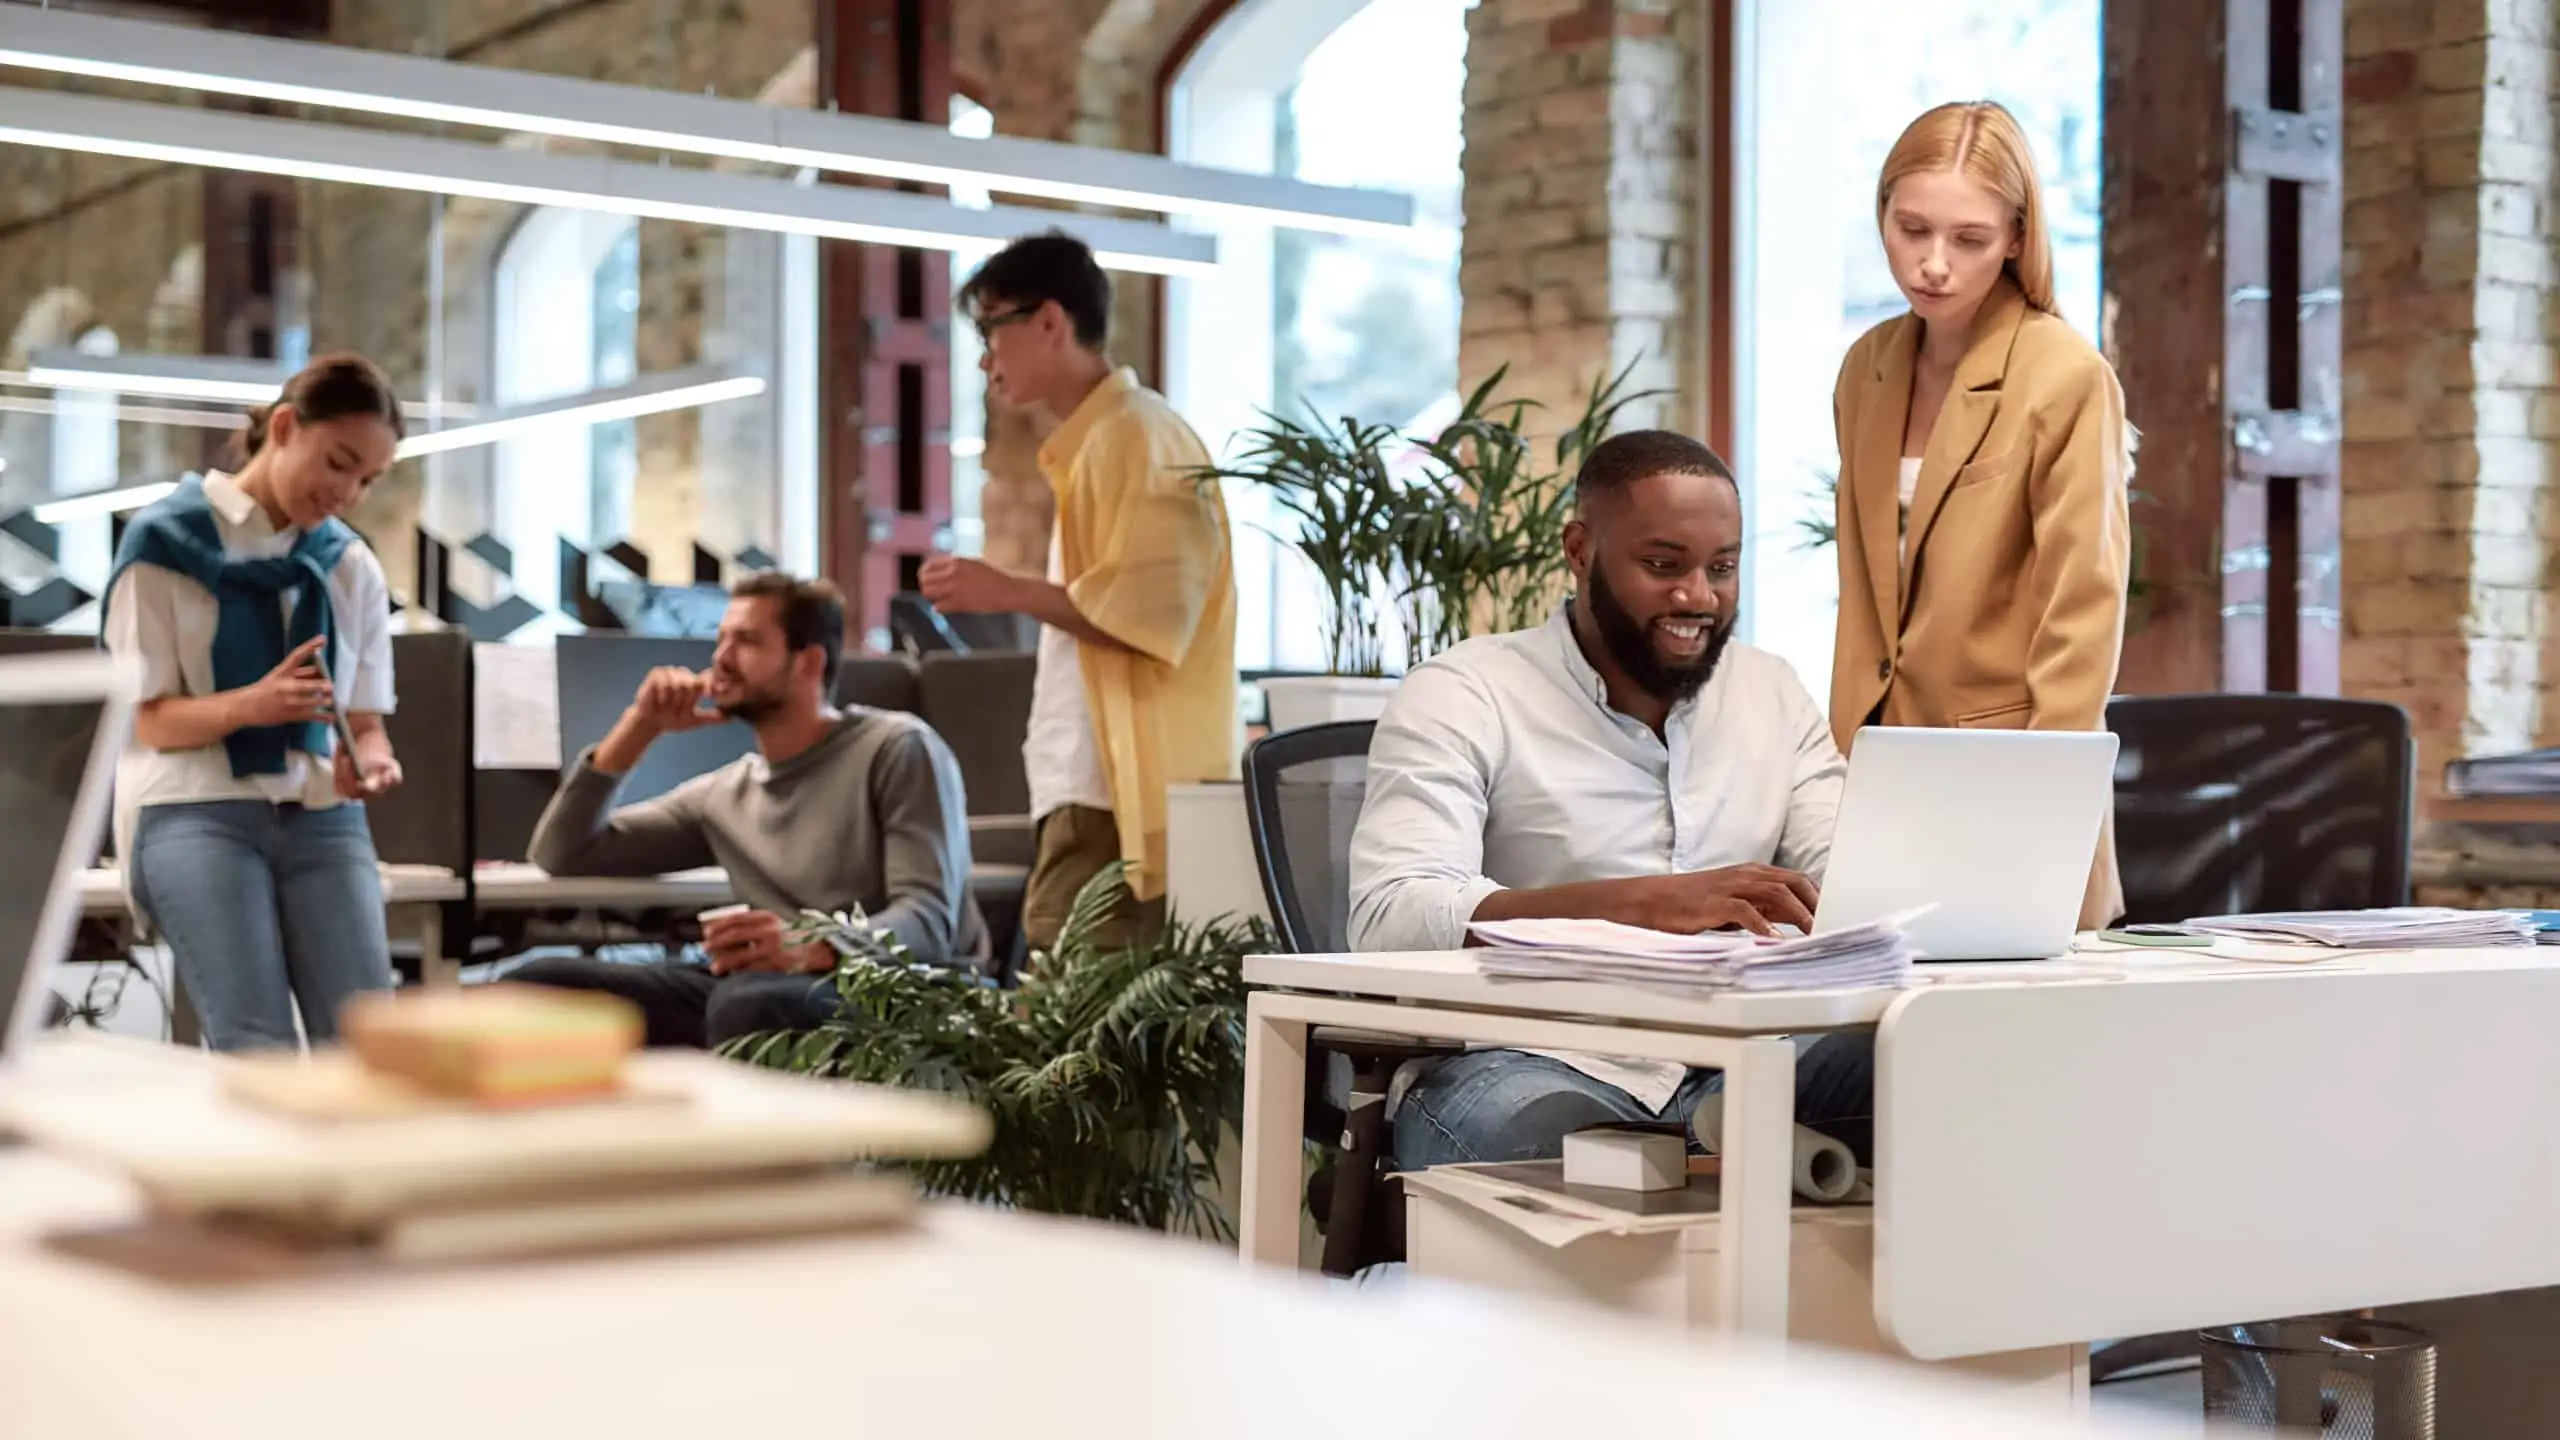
[2105,0,2232,695]
[817,0,956,650]
[2107,0,2342,695]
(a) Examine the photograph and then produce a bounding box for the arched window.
[1734,0,2104,705]
[491,207,642,630]
[1164,0,1467,672]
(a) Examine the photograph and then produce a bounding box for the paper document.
[2181,907,2533,950]
[1465,908,1929,992]
[473,642,561,770]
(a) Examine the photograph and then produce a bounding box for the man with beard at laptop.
[1348,429,1872,1172]
[512,573,984,1050]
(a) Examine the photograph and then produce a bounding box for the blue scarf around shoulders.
[102,475,355,778]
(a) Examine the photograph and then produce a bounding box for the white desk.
[468,862,735,913]
[1249,944,2560,1369]
[0,1149,2187,1440]
[79,865,469,986]
[1242,950,1894,1338]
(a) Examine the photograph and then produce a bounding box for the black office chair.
[2108,694,2414,921]
[1242,719,1458,1277]
[2092,693,2415,1386]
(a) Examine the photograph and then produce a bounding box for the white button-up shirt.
[1347,603,1845,1107]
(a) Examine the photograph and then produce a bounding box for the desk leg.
[1718,1036,1798,1339]
[417,907,458,989]
[1240,993,1309,1270]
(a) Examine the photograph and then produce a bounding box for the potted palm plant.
[1206,360,1660,733]
[725,867,1272,1235]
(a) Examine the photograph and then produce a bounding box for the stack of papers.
[2182,907,2535,949]
[1465,910,1923,992]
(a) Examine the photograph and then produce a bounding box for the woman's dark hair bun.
[229,353,404,467]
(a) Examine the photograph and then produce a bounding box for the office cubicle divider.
[553,634,753,807]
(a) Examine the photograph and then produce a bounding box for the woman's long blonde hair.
[1876,101,2056,316]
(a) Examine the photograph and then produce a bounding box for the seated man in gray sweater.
[512,572,985,1049]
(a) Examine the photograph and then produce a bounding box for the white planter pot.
[1163,782,1270,926]
[1261,674,1401,735]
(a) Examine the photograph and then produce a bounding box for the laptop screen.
[0,697,107,1056]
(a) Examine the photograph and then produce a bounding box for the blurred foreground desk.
[0,1143,2187,1440]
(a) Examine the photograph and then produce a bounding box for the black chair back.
[2107,694,2414,923]
[916,651,1035,817]
[371,631,471,870]
[837,654,922,715]
[1242,721,1375,954]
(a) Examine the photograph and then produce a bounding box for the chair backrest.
[1242,721,1374,954]
[916,650,1036,817]
[2106,694,2414,923]
[837,654,922,715]
[369,630,471,870]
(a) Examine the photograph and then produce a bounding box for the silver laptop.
[1811,726,2118,961]
[0,651,137,1070]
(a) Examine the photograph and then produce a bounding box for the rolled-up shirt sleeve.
[1771,662,1847,883]
[1347,664,1507,952]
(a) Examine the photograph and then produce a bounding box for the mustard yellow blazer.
[1829,278,2132,928]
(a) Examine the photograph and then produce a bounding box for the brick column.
[2340,0,2560,801]
[1458,0,1695,434]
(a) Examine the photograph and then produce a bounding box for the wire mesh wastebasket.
[2199,1317,2436,1437]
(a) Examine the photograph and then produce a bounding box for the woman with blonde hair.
[1829,99,2132,927]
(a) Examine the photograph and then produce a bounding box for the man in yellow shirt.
[921,230,1238,953]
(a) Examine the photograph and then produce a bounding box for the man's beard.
[1582,564,1734,705]
[713,675,788,724]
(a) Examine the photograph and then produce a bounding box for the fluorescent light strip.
[0,391,242,429]
[30,481,177,523]
[23,350,477,417]
[0,6,1412,238]
[0,87,1216,277]
[397,370,767,461]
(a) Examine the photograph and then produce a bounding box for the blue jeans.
[1390,1033,1876,1172]
[506,953,839,1050]
[131,800,394,1052]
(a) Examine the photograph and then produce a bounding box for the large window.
[492,207,642,633]
[1166,0,1466,672]
[1734,0,2103,707]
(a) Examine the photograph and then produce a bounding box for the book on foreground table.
[1464,909,1926,992]
[2180,907,2535,949]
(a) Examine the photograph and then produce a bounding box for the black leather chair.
[2092,693,2415,1386]
[2108,694,2414,920]
[1242,719,1458,1276]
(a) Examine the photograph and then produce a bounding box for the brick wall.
[1459,0,1696,436]
[2341,0,2560,807]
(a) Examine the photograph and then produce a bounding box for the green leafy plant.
[725,867,1273,1237]
[1202,360,1666,675]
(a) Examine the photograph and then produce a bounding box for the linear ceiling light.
[0,87,1216,276]
[23,349,476,417]
[396,367,767,461]
[24,347,284,405]
[0,6,1412,238]
[29,481,178,523]
[0,391,241,429]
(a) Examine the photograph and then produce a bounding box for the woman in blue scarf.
[101,354,407,1051]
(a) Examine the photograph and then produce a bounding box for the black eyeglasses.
[970,304,1039,344]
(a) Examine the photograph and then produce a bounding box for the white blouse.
[102,469,396,821]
